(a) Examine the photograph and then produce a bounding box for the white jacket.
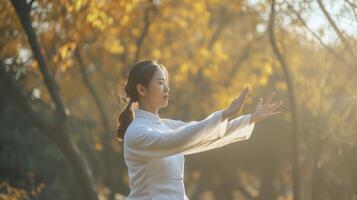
[123,108,255,200]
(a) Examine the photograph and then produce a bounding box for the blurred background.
[0,0,356,199]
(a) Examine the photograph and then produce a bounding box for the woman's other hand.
[250,92,284,123]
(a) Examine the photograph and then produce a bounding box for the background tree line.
[0,0,356,199]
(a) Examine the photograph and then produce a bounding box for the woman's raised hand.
[222,86,251,121]
[250,92,284,123]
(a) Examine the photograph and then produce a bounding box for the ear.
[136,84,147,96]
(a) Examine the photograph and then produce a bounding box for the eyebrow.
[157,78,166,81]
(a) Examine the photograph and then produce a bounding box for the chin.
[159,103,168,108]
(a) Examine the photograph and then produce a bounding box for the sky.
[247,0,357,45]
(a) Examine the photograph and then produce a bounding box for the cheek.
[148,84,163,100]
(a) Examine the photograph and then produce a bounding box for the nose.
[164,84,170,93]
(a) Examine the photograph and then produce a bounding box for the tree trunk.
[9,1,99,199]
[268,1,301,200]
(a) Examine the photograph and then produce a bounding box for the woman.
[117,60,283,200]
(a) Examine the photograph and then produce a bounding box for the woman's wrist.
[250,112,258,123]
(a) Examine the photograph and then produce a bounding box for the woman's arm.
[162,114,255,155]
[124,109,229,160]
[125,87,276,159]
[161,91,284,155]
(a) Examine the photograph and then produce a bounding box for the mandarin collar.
[134,108,162,123]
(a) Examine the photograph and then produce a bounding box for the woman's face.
[138,68,170,110]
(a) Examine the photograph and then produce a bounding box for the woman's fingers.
[244,86,250,92]
[242,87,250,97]
[236,91,248,105]
[229,88,249,114]
[265,92,276,105]
[271,111,283,115]
[270,100,284,114]
[271,100,284,110]
[237,88,248,101]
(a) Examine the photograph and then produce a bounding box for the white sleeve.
[164,114,255,155]
[183,114,255,155]
[124,110,229,159]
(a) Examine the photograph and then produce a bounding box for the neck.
[138,103,159,116]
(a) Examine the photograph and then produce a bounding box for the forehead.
[153,68,167,80]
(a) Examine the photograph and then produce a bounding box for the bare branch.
[345,0,357,21]
[287,3,354,70]
[133,3,155,63]
[316,0,356,58]
[345,0,357,8]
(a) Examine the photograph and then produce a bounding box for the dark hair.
[117,60,169,142]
